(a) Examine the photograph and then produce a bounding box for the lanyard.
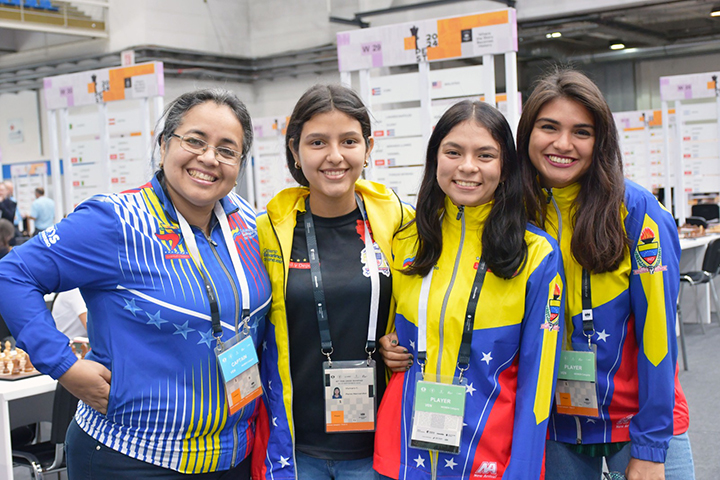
[176,202,251,348]
[303,194,381,365]
[417,257,487,380]
[581,268,595,348]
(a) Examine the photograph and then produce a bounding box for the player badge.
[542,283,562,331]
[156,227,191,259]
[633,227,666,274]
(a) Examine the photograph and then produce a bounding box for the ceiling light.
[711,4,720,16]
[609,40,625,50]
[546,32,562,39]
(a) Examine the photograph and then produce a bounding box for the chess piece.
[24,354,34,372]
[19,354,26,372]
[1,359,9,375]
[11,358,21,375]
[4,340,10,353]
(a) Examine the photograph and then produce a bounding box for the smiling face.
[291,109,373,217]
[435,120,502,208]
[528,97,596,189]
[160,102,243,230]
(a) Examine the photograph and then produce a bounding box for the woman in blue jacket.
[0,89,271,479]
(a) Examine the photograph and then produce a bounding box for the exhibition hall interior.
[1,0,719,479]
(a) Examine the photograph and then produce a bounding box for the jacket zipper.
[546,189,584,444]
[435,205,466,378]
[204,228,243,466]
[268,219,299,479]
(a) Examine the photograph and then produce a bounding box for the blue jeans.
[65,419,251,479]
[545,432,695,479]
[295,451,378,480]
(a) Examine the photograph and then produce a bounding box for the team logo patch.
[40,226,60,248]
[474,460,498,477]
[262,248,283,264]
[403,256,416,268]
[156,228,190,260]
[542,283,562,332]
[633,227,667,275]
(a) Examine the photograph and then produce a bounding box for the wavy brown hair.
[405,100,532,279]
[517,68,629,273]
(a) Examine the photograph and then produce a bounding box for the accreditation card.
[216,334,263,415]
[323,360,377,433]
[555,349,599,417]
[410,374,467,454]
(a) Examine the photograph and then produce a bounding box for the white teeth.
[189,170,215,181]
[322,170,345,178]
[455,180,480,187]
[547,155,574,165]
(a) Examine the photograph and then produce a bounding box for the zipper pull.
[456,205,465,220]
[545,188,553,205]
[204,233,218,247]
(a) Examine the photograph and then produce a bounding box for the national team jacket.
[544,180,689,463]
[251,179,414,480]
[374,198,564,480]
[0,174,271,473]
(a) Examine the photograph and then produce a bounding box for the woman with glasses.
[0,89,271,479]
[252,84,413,480]
[516,69,694,480]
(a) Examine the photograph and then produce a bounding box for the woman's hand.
[58,359,112,414]
[625,457,665,480]
[379,332,414,373]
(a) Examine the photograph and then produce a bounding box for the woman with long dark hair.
[517,68,694,479]
[374,100,563,479]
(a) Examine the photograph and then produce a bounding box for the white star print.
[409,339,416,350]
[445,458,457,470]
[597,329,610,342]
[263,340,268,351]
[279,456,290,468]
[268,380,272,390]
[414,454,425,468]
[465,383,476,396]
[272,416,278,427]
[586,418,597,424]
[481,352,493,365]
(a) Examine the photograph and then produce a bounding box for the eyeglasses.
[170,133,243,166]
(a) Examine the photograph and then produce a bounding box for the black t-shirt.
[286,208,391,460]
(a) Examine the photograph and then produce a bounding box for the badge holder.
[555,332,600,417]
[410,372,467,454]
[323,357,377,433]
[215,321,263,416]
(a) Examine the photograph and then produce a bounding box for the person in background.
[2,181,22,238]
[252,84,413,480]
[0,182,17,224]
[0,218,14,259]
[51,288,88,341]
[0,88,271,479]
[516,68,694,480]
[27,187,56,235]
[375,100,564,479]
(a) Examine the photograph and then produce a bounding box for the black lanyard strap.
[303,195,380,365]
[457,259,487,377]
[581,268,595,345]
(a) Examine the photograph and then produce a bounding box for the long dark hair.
[405,100,531,280]
[517,68,628,273]
[285,84,371,186]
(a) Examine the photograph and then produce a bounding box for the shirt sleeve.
[505,242,564,477]
[626,195,680,462]
[0,198,120,379]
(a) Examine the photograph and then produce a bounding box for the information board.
[336,9,517,72]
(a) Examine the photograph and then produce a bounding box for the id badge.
[216,333,263,415]
[322,360,377,433]
[555,344,599,417]
[410,373,467,454]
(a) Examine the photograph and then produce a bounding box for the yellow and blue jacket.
[252,179,413,480]
[545,180,689,463]
[374,198,564,480]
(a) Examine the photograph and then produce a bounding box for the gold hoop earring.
[294,161,301,169]
[363,160,369,168]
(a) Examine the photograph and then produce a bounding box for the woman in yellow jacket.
[252,84,413,480]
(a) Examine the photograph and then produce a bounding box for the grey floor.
[12,323,720,480]
[680,321,720,480]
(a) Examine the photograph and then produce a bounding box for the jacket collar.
[443,196,492,230]
[543,182,581,210]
